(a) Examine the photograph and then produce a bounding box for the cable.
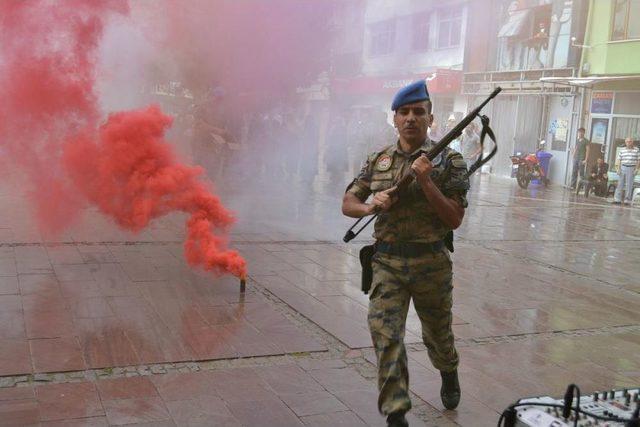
[561,384,581,427]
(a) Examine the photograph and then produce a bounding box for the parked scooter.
[510,141,550,189]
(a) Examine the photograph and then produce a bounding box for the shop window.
[496,4,552,70]
[550,118,569,152]
[609,117,640,165]
[369,19,396,57]
[612,0,640,41]
[412,12,431,52]
[437,7,462,49]
[613,92,640,115]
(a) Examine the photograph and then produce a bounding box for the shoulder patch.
[376,154,393,171]
[451,157,467,168]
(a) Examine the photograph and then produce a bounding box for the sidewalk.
[1,174,639,426]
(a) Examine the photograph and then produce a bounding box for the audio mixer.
[504,387,639,427]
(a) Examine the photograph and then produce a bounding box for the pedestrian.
[341,81,468,426]
[460,122,482,169]
[428,119,443,141]
[570,127,590,189]
[191,87,233,182]
[300,114,319,182]
[326,114,349,182]
[586,157,609,197]
[446,114,461,153]
[613,137,639,205]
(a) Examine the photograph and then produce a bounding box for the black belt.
[375,240,445,258]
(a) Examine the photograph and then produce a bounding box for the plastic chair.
[632,187,640,207]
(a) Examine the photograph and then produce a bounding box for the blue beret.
[391,80,430,111]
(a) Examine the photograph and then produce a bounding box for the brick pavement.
[0,174,639,426]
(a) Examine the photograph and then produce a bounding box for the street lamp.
[571,36,591,49]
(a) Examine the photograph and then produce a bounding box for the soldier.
[341,81,468,426]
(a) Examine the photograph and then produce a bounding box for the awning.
[540,75,640,89]
[498,9,530,38]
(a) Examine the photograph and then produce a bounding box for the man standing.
[613,137,639,204]
[460,122,482,169]
[570,127,590,189]
[341,81,468,426]
[191,87,233,181]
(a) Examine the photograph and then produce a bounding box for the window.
[609,117,640,165]
[412,12,431,52]
[369,19,395,56]
[437,7,462,49]
[613,92,640,115]
[612,0,640,41]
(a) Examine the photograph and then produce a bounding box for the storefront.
[588,90,640,167]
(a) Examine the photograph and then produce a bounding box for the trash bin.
[536,151,553,178]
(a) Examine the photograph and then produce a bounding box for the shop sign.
[331,69,462,96]
[382,79,414,89]
[591,92,613,114]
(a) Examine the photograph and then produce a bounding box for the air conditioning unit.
[582,62,590,73]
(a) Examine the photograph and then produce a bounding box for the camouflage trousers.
[368,250,459,415]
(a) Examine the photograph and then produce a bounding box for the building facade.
[575,0,640,169]
[463,0,589,184]
[330,0,469,126]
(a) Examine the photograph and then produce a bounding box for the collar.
[393,139,435,158]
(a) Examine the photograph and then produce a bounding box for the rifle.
[343,87,502,244]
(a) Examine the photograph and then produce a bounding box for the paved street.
[0,170,639,427]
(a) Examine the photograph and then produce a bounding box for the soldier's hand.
[411,154,433,181]
[370,187,398,213]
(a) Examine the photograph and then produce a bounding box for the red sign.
[591,92,614,114]
[331,69,462,96]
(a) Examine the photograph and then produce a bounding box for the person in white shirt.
[613,137,640,204]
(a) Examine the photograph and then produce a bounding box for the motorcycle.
[510,146,549,189]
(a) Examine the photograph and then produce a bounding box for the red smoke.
[64,107,246,278]
[0,0,128,230]
[0,1,247,279]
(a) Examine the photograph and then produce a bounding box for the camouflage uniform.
[346,140,469,415]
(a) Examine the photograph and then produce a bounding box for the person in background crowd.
[326,115,349,182]
[586,157,609,197]
[446,114,461,153]
[613,137,639,205]
[570,127,590,189]
[428,119,443,142]
[460,122,482,169]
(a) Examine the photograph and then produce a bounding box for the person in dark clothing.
[585,157,609,197]
[570,127,590,189]
[326,115,349,182]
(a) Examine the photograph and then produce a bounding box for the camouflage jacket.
[346,140,469,243]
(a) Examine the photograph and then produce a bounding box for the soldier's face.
[393,101,432,143]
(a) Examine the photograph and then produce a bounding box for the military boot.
[386,412,409,427]
[440,369,460,410]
